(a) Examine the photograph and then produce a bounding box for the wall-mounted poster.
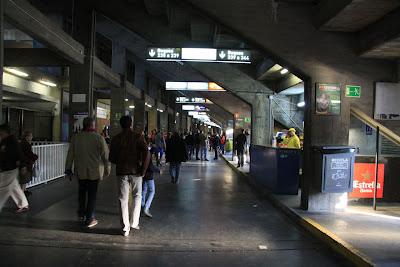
[315,83,341,115]
[374,82,400,120]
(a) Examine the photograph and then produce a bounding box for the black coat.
[0,135,25,172]
[166,136,188,163]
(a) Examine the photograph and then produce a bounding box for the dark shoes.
[15,206,29,214]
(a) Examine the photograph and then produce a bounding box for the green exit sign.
[346,85,361,98]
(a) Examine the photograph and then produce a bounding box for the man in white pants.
[109,116,150,237]
[0,124,29,213]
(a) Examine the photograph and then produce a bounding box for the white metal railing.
[27,143,69,188]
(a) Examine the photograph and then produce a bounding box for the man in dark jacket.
[0,124,29,213]
[166,132,188,184]
[109,116,150,237]
[235,129,247,168]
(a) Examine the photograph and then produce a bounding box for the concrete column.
[110,44,127,137]
[133,98,146,129]
[69,7,96,136]
[0,0,4,123]
[148,109,157,132]
[110,84,126,137]
[160,111,168,132]
[250,93,272,146]
[301,79,351,212]
[168,111,175,133]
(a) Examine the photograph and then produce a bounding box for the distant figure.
[199,131,208,161]
[0,124,29,213]
[235,129,247,168]
[220,132,227,155]
[142,156,159,218]
[154,130,166,166]
[282,128,301,149]
[212,134,221,160]
[65,117,110,228]
[19,131,38,196]
[109,116,150,237]
[166,132,188,184]
[185,132,194,160]
[194,130,201,160]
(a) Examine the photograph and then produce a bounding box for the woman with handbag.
[19,131,38,196]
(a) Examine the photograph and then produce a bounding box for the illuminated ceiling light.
[39,79,57,87]
[176,112,180,116]
[128,105,135,109]
[145,102,153,108]
[125,98,129,102]
[157,108,164,113]
[280,68,289,75]
[297,101,305,108]
[4,67,29,77]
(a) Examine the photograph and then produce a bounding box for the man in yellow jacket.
[282,128,301,149]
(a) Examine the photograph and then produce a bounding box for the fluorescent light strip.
[4,67,29,77]
[128,105,135,109]
[39,80,57,87]
[147,58,251,64]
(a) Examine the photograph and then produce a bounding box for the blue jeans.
[201,146,207,160]
[142,179,155,211]
[169,162,181,183]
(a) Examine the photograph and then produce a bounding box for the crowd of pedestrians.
[0,116,235,237]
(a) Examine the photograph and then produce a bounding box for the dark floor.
[0,159,350,267]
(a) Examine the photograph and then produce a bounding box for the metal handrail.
[350,106,400,147]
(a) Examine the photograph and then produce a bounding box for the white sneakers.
[144,209,153,218]
[123,230,130,237]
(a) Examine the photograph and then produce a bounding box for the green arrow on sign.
[346,85,361,98]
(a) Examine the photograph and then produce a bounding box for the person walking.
[212,134,221,160]
[186,132,194,160]
[235,129,247,168]
[141,156,159,218]
[220,132,226,155]
[166,132,188,184]
[65,117,110,228]
[0,124,29,213]
[109,116,150,237]
[194,130,201,160]
[19,131,38,196]
[199,131,208,161]
[154,130,166,166]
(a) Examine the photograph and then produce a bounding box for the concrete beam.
[359,7,400,59]
[4,48,70,66]
[4,0,84,64]
[274,74,302,93]
[316,0,400,32]
[93,57,121,87]
[256,59,276,80]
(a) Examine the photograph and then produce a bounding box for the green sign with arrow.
[346,85,361,98]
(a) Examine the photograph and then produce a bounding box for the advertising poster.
[349,163,385,198]
[73,112,88,133]
[315,83,341,115]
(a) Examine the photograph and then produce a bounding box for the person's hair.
[120,116,132,129]
[22,131,33,138]
[83,117,95,130]
[0,124,11,134]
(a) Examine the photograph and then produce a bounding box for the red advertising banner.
[349,163,385,198]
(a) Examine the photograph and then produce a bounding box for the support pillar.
[133,98,146,130]
[69,6,96,136]
[148,108,157,133]
[0,0,4,123]
[301,79,351,212]
[248,93,272,146]
[110,43,127,137]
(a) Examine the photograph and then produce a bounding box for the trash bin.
[313,146,356,193]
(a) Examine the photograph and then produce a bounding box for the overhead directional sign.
[147,47,251,64]
[176,97,212,104]
[166,82,225,91]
